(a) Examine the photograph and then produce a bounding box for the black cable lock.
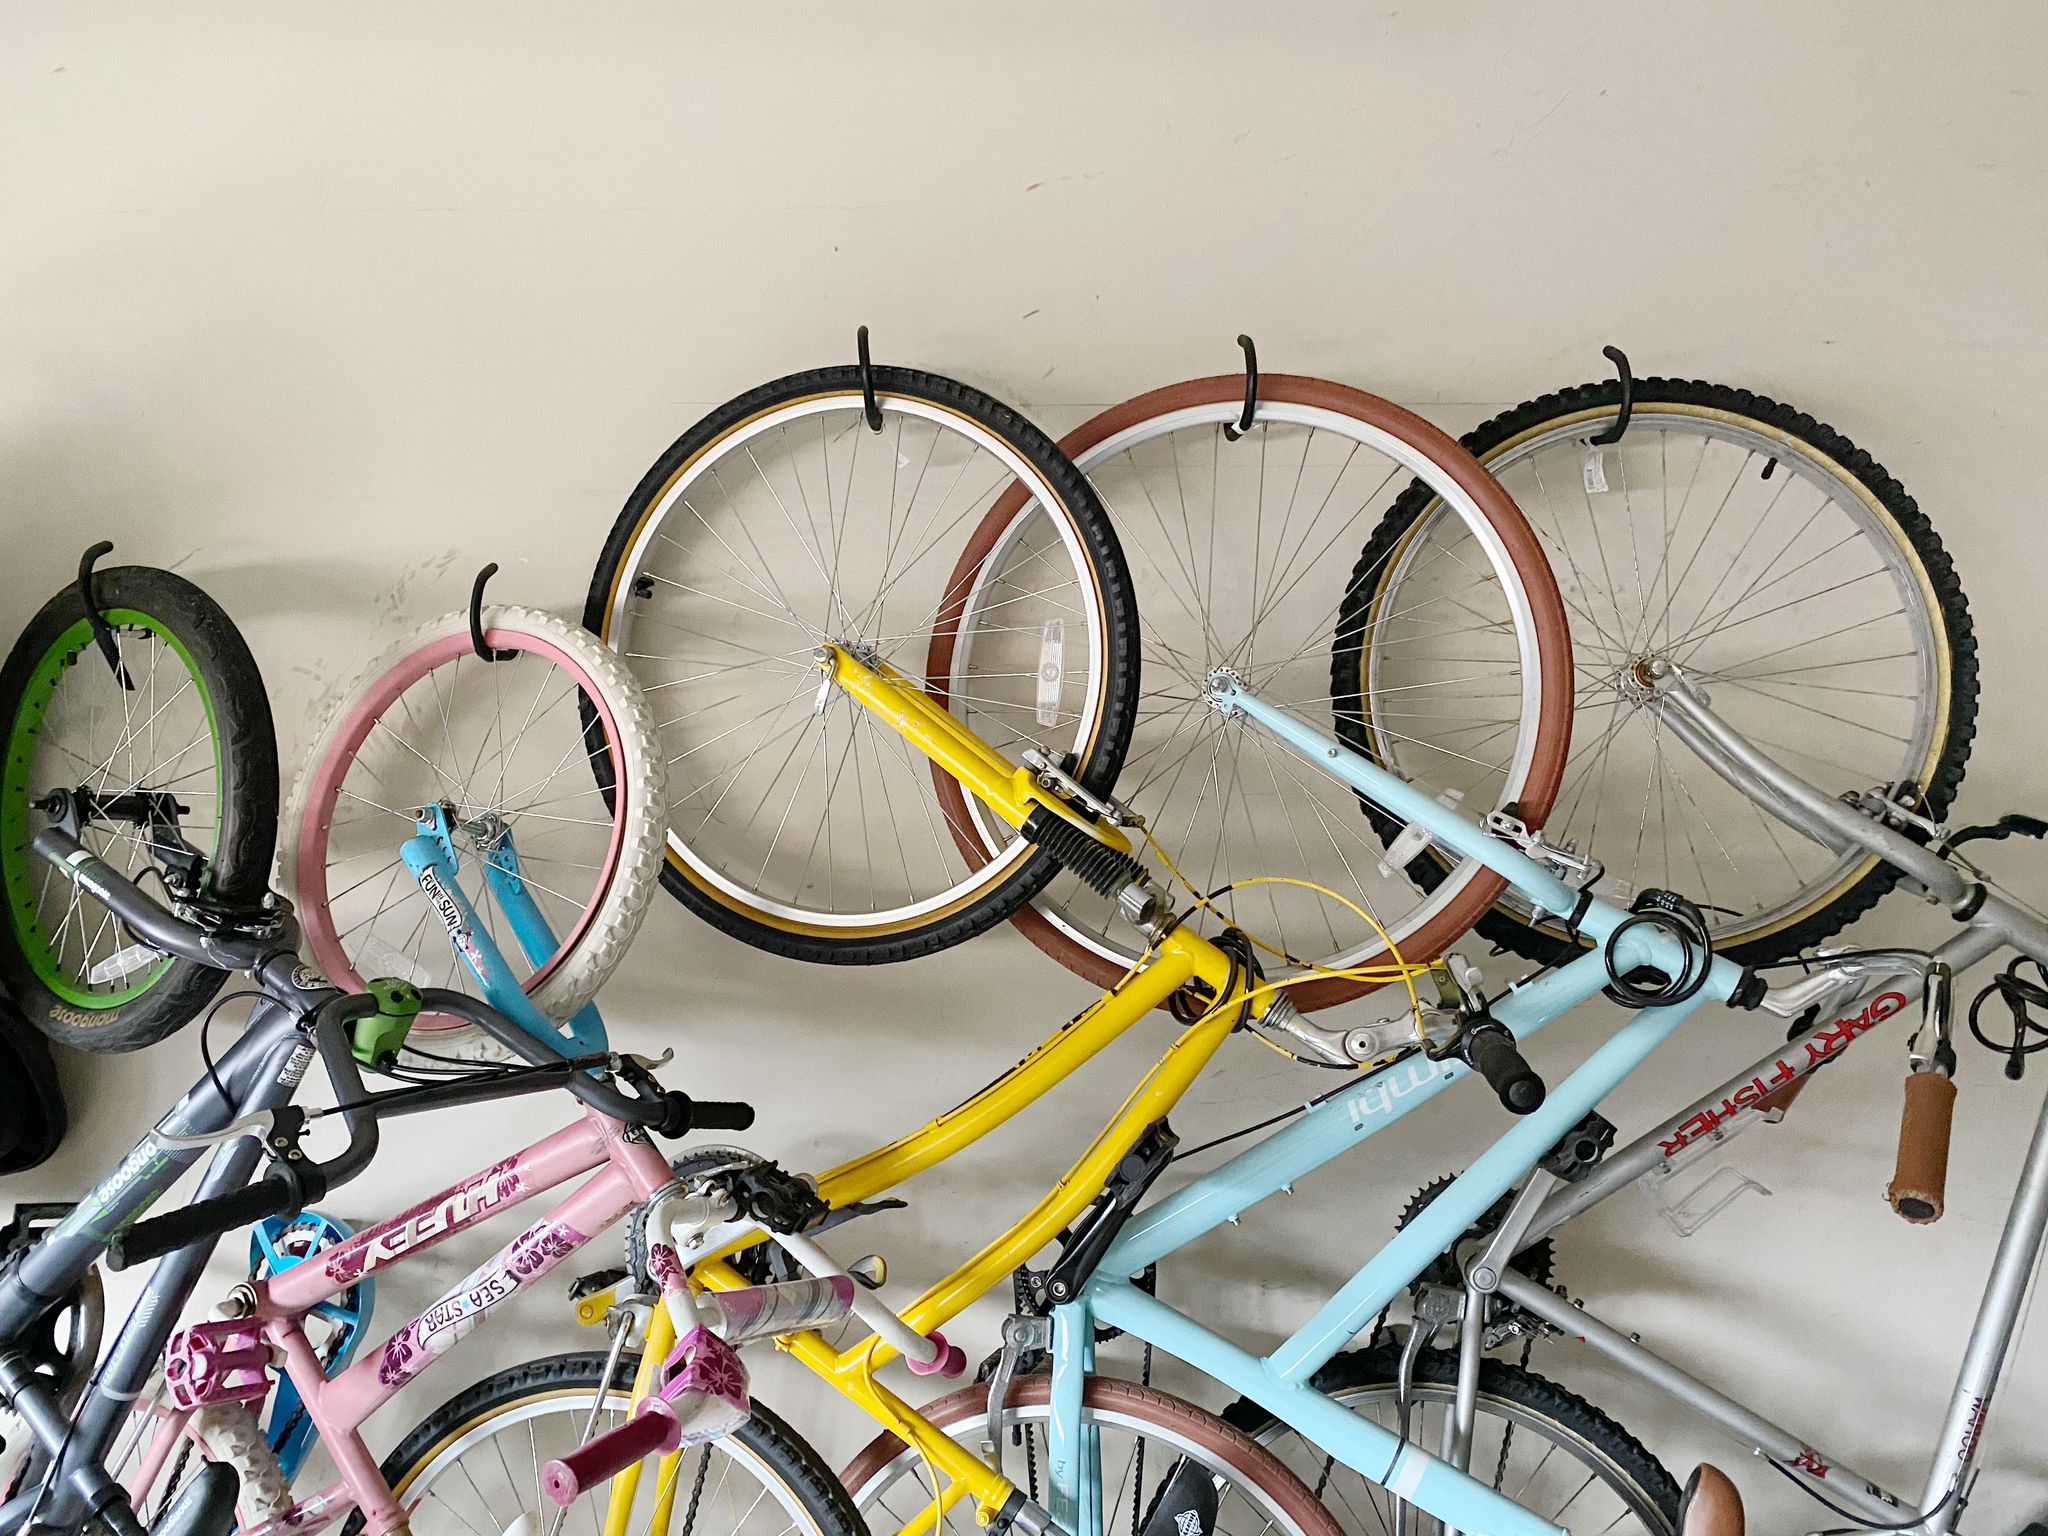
[1601,889,1712,1009]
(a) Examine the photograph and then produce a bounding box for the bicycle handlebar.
[423,988,753,1134]
[1463,1023,1546,1115]
[543,1410,682,1505]
[106,1172,313,1270]
[38,823,754,1267]
[1888,1069,1958,1223]
[107,990,387,1269]
[102,998,754,1267]
[30,826,278,973]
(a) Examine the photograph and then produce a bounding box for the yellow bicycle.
[589,644,1436,1536]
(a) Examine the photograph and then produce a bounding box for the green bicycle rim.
[2,610,221,1008]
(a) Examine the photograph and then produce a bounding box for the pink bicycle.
[0,574,863,1536]
[1,772,873,1536]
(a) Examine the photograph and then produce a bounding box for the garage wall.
[4,4,2046,1531]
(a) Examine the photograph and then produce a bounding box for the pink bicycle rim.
[296,627,627,1024]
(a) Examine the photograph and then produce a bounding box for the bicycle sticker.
[63,848,115,903]
[75,1140,173,1238]
[376,1217,586,1388]
[1582,449,1611,495]
[278,1042,315,1088]
[416,867,487,976]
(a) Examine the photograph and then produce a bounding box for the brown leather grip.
[1887,1071,1957,1224]
[1678,1464,1744,1536]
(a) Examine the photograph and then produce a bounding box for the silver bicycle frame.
[1444,667,2048,1536]
[0,1002,313,1536]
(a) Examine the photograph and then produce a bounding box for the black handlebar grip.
[1463,1025,1546,1116]
[106,1174,310,1272]
[686,1099,756,1132]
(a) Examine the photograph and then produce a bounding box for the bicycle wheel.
[279,605,665,1031]
[351,1352,862,1536]
[844,1374,1343,1536]
[585,365,1140,965]
[929,375,1574,1010]
[1352,377,1976,965]
[0,563,277,1052]
[1224,1343,1680,1536]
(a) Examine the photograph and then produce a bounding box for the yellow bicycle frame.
[605,645,1270,1536]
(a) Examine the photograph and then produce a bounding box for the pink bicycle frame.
[126,1105,680,1536]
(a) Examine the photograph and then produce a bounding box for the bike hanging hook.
[856,325,883,432]
[468,563,518,663]
[1223,334,1260,442]
[1588,345,1634,446]
[75,541,135,690]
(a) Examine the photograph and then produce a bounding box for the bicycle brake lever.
[812,1198,909,1234]
[1942,814,2048,853]
[615,1049,676,1072]
[152,1107,298,1153]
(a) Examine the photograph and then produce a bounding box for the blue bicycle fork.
[399,804,608,1056]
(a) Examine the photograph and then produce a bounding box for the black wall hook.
[75,541,134,690]
[1589,345,1634,446]
[1223,334,1259,442]
[468,564,518,662]
[856,325,883,432]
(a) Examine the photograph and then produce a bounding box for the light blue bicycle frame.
[1041,679,1744,1536]
[399,802,609,1055]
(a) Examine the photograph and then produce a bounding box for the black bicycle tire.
[348,1351,864,1536]
[585,365,1141,965]
[1222,1340,1682,1535]
[0,565,277,1052]
[1336,377,1977,968]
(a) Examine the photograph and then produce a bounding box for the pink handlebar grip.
[541,1406,680,1506]
[905,1329,966,1378]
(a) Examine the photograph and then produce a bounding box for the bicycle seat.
[1678,1464,1743,1536]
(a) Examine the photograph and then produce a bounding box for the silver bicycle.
[1232,661,2048,1536]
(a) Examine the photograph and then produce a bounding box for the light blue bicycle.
[799,660,2047,1536]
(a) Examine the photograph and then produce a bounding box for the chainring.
[1396,1174,1557,1333]
[623,1146,784,1286]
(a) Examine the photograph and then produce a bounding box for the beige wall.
[4,4,2047,1531]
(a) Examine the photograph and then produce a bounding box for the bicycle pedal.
[567,1267,628,1301]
